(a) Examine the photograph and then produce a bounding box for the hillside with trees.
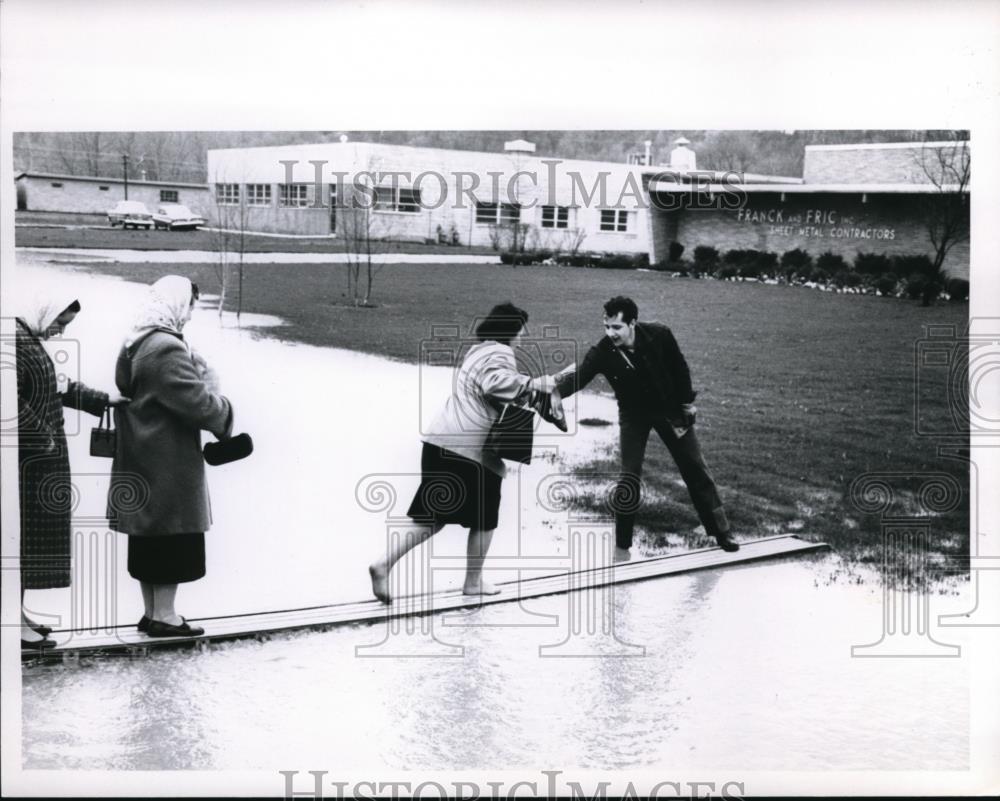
[13,129,966,184]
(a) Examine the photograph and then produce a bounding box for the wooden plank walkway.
[23,535,829,662]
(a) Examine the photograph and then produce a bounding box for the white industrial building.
[205,138,746,257]
[15,172,209,216]
[204,137,969,278]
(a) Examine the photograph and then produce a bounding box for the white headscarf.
[15,288,80,338]
[124,275,195,349]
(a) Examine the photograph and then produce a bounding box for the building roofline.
[208,140,642,171]
[804,141,969,152]
[649,181,969,194]
[647,169,803,184]
[207,140,801,182]
[14,171,208,189]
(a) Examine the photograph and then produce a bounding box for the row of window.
[214,183,631,232]
[474,202,629,232]
[49,182,180,203]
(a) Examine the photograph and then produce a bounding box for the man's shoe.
[145,617,205,638]
[715,534,740,552]
[613,546,632,563]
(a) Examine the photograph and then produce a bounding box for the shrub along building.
[14,172,210,216]
[206,137,970,280]
[649,140,970,281]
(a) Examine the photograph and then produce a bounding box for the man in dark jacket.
[556,296,738,559]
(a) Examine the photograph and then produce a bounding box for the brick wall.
[803,143,967,185]
[665,192,969,280]
[18,176,209,215]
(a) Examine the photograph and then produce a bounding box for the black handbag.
[484,403,536,464]
[89,405,115,458]
[203,433,254,466]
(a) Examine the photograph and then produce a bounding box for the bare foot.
[614,547,632,563]
[463,580,501,596]
[369,563,391,604]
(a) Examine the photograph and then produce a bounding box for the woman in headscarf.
[108,275,233,638]
[15,290,126,649]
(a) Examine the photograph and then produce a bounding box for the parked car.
[107,200,154,229]
[153,204,206,231]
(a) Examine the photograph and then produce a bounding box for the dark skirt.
[407,444,502,530]
[127,533,206,584]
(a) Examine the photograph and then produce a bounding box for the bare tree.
[533,216,586,258]
[917,137,970,276]
[701,131,757,172]
[339,164,396,307]
[211,184,234,321]
[232,185,249,322]
[210,173,251,324]
[341,196,387,307]
[56,132,105,175]
[565,225,587,255]
[340,184,373,306]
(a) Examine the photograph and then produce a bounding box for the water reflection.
[22,561,970,772]
[16,260,971,773]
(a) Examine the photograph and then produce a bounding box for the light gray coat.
[423,341,530,477]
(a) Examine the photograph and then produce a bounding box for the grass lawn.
[15,223,497,255]
[58,257,970,579]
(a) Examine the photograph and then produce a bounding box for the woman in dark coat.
[15,291,125,649]
[108,275,232,638]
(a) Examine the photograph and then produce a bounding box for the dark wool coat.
[108,329,232,537]
[16,319,108,589]
[556,322,696,423]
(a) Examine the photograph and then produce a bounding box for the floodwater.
[14,255,972,771]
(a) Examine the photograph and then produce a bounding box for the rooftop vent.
[669,137,696,171]
[504,139,536,155]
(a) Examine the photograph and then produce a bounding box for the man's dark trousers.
[614,409,730,549]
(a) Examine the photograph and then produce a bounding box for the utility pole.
[123,154,129,199]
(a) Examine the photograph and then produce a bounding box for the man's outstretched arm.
[554,345,602,399]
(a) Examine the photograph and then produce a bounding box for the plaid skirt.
[19,448,73,590]
[407,444,502,531]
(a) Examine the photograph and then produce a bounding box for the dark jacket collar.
[601,321,652,355]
